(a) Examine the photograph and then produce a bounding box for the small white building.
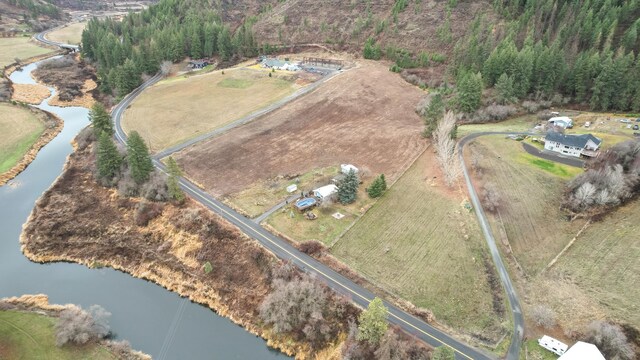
[341,164,358,175]
[548,116,574,129]
[558,341,605,360]
[313,184,338,201]
[544,132,602,158]
[538,335,568,356]
[286,184,298,193]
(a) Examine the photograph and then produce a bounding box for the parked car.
[634,124,639,130]
[620,118,631,123]
[584,121,591,128]
[636,118,640,122]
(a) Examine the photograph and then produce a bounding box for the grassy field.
[458,114,539,137]
[0,310,116,359]
[46,22,86,45]
[468,134,640,336]
[0,37,52,67]
[0,103,45,174]
[331,150,506,338]
[122,67,299,152]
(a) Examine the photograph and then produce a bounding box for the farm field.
[45,22,86,45]
[0,37,52,67]
[467,135,640,337]
[0,103,45,174]
[122,67,303,152]
[0,310,116,359]
[175,61,427,210]
[331,149,506,339]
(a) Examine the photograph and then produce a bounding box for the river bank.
[20,134,353,358]
[0,294,150,359]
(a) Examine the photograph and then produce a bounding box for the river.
[0,59,289,360]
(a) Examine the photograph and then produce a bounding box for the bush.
[76,127,96,151]
[530,305,556,329]
[55,305,111,346]
[134,201,164,226]
[298,240,325,256]
[481,182,501,213]
[140,171,169,201]
[584,321,634,360]
[117,169,139,197]
[466,104,517,123]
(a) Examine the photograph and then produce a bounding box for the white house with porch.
[544,132,602,158]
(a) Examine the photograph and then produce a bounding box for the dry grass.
[11,83,51,104]
[46,22,86,45]
[122,67,299,151]
[331,150,505,338]
[0,37,52,67]
[0,103,45,174]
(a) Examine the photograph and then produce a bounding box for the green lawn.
[0,37,52,67]
[0,103,45,174]
[515,153,583,179]
[458,114,539,137]
[0,310,116,359]
[331,150,507,339]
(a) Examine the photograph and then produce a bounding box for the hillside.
[0,0,64,32]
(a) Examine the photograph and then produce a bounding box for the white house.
[313,184,338,201]
[538,335,568,356]
[544,132,602,158]
[341,164,358,175]
[558,341,605,360]
[548,116,573,129]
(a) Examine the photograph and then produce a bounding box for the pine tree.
[457,72,483,113]
[166,156,185,202]
[356,297,388,345]
[126,131,153,184]
[367,174,387,198]
[96,131,122,181]
[495,73,516,104]
[217,26,233,61]
[423,92,444,137]
[89,103,113,136]
[338,169,359,204]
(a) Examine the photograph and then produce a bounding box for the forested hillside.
[454,0,640,111]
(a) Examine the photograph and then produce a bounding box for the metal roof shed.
[558,342,605,360]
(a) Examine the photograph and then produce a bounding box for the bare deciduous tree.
[481,182,502,213]
[530,305,556,329]
[160,61,173,76]
[434,111,461,187]
[584,321,634,360]
[55,305,111,346]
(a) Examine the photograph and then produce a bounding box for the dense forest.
[4,0,62,19]
[80,0,257,97]
[453,0,640,112]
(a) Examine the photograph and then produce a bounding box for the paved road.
[154,67,341,160]
[107,74,495,360]
[458,132,538,360]
[34,28,79,51]
[521,142,584,168]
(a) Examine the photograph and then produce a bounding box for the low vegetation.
[0,103,45,174]
[0,37,52,67]
[33,54,94,102]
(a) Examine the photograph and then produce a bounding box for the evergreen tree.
[189,25,202,59]
[96,131,122,181]
[126,131,153,184]
[367,174,387,198]
[115,58,141,97]
[363,37,381,60]
[166,156,185,202]
[338,169,359,204]
[457,72,483,113]
[356,297,388,345]
[495,73,516,104]
[422,92,444,138]
[217,26,233,61]
[89,103,113,136]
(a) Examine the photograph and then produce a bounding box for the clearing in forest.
[46,22,86,45]
[331,149,506,340]
[0,37,52,67]
[122,67,303,152]
[0,103,45,174]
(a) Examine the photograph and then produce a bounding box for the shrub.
[140,171,169,201]
[298,240,325,256]
[584,321,634,360]
[76,127,96,150]
[481,182,501,213]
[55,305,111,346]
[466,104,517,123]
[530,305,556,329]
[134,201,164,226]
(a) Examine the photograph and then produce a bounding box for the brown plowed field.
[175,61,427,197]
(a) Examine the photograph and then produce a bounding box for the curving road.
[458,132,538,360]
[34,27,79,52]
[38,29,499,360]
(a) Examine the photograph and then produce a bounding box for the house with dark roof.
[544,132,602,158]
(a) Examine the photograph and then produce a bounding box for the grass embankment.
[122,67,299,152]
[0,103,45,174]
[468,135,640,337]
[0,37,52,67]
[458,114,538,137]
[45,22,86,45]
[331,150,507,340]
[0,311,116,359]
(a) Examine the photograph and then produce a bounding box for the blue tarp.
[295,197,317,208]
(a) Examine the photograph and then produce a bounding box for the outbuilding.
[538,335,568,356]
[341,164,358,175]
[548,116,573,129]
[558,341,605,360]
[313,184,338,201]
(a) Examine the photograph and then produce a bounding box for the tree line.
[453,0,640,112]
[80,0,258,97]
[6,0,61,19]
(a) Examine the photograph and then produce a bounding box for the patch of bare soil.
[19,140,349,358]
[0,108,62,187]
[176,61,427,197]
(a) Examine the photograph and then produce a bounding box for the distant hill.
[0,0,65,31]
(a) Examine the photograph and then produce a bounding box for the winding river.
[1,59,289,359]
